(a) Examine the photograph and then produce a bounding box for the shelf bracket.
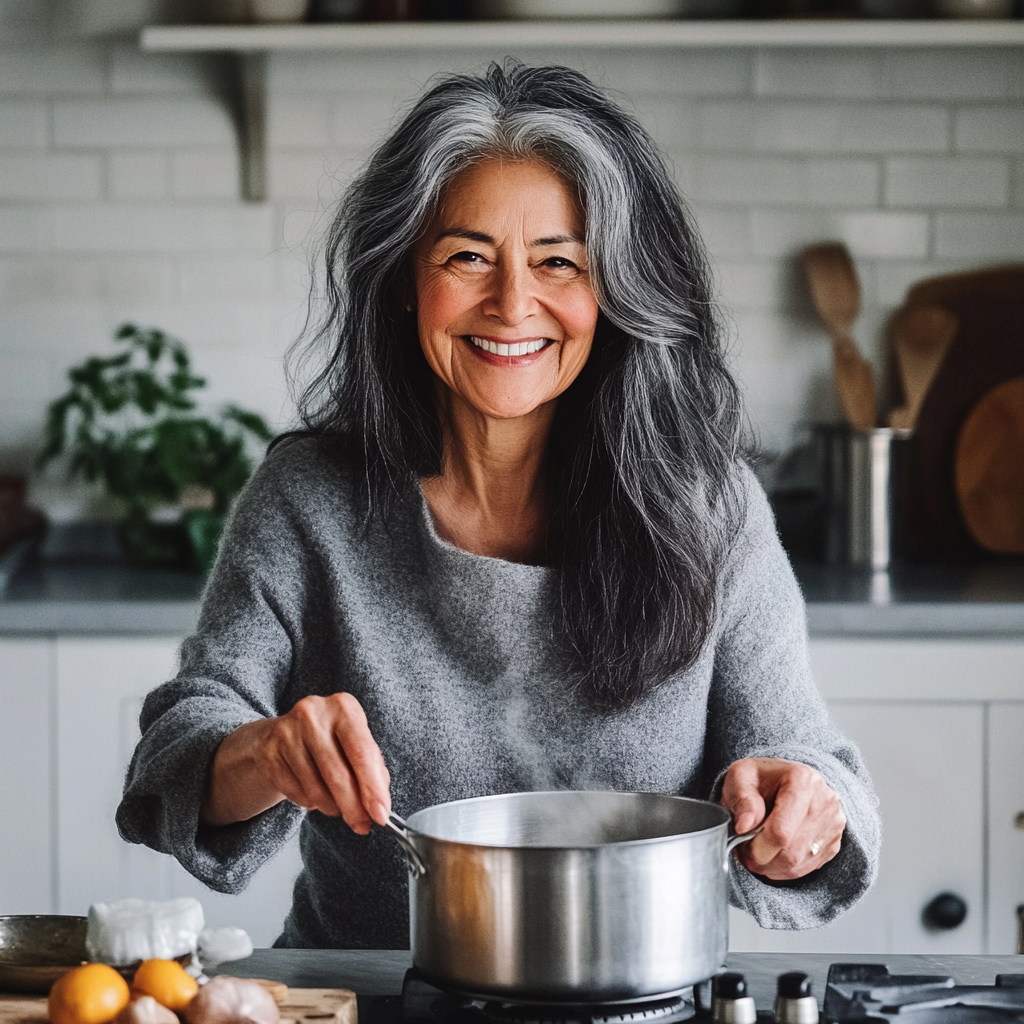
[219,51,267,203]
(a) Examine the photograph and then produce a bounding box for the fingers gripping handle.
[725,824,764,869]
[384,812,427,878]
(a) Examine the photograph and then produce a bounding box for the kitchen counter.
[1,553,1022,637]
[218,949,1024,1011]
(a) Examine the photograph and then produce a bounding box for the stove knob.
[922,892,968,931]
[712,972,756,1024]
[774,972,819,1024]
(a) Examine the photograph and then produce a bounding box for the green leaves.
[38,323,274,570]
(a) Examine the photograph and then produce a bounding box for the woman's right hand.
[200,693,392,835]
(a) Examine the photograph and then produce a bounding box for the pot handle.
[725,824,764,858]
[384,812,427,878]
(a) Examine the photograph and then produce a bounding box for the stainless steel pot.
[384,790,758,1004]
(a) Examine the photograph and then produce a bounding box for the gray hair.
[288,60,746,710]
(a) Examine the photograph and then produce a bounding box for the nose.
[484,260,536,326]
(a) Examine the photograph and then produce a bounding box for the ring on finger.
[809,841,821,857]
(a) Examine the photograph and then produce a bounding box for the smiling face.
[413,158,599,424]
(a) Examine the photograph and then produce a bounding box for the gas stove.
[358,964,1024,1024]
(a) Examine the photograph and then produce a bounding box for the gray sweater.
[117,438,880,950]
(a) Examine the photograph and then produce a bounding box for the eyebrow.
[434,228,584,247]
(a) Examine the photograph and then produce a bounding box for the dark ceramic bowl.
[0,916,88,993]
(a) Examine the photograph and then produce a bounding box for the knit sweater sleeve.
[703,466,881,929]
[115,446,315,895]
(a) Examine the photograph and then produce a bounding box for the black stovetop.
[355,963,1024,1024]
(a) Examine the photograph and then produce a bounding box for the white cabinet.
[0,637,300,946]
[54,638,302,947]
[729,637,1024,956]
[987,703,1024,955]
[0,639,54,914]
[728,702,984,954]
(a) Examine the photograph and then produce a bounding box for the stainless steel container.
[819,426,913,570]
[385,791,756,1004]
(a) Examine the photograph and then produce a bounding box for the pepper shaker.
[712,972,756,1024]
[774,972,819,1024]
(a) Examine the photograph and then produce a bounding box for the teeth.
[469,336,548,357]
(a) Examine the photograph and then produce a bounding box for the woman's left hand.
[720,757,846,880]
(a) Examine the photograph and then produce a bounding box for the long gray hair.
[290,60,746,711]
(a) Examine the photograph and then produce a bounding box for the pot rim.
[403,789,731,851]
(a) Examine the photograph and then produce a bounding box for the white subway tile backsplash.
[107,152,170,201]
[50,204,275,254]
[329,92,405,150]
[807,159,881,207]
[885,156,1009,208]
[0,207,52,253]
[0,353,54,402]
[630,95,698,152]
[955,106,1024,155]
[836,104,950,155]
[755,50,886,100]
[268,94,333,149]
[179,256,279,302]
[871,260,946,307]
[109,46,213,96]
[597,48,751,97]
[269,51,403,94]
[749,209,832,258]
[171,149,238,200]
[0,257,100,302]
[935,212,1024,259]
[698,100,949,156]
[700,100,838,154]
[1012,159,1024,210]
[693,156,878,207]
[0,154,102,201]
[0,100,47,149]
[54,98,233,149]
[689,205,752,259]
[100,259,176,302]
[267,150,351,203]
[886,49,1024,102]
[835,211,930,259]
[750,209,929,259]
[716,259,791,311]
[0,45,105,95]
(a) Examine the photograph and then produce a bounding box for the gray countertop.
[1,553,1022,637]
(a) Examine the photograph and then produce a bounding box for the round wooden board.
[955,376,1024,554]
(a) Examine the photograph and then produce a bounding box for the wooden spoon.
[802,243,877,430]
[889,305,958,431]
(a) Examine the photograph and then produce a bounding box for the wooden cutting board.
[891,266,1024,557]
[0,988,357,1024]
[955,377,1024,554]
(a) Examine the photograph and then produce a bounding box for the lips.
[467,336,550,358]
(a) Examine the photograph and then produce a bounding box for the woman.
[117,61,879,949]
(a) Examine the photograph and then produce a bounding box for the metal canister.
[818,426,914,570]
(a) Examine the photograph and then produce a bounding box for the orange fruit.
[131,959,198,1012]
[49,963,131,1024]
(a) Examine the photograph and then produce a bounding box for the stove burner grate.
[393,970,695,1024]
[477,994,694,1024]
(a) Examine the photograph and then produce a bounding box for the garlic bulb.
[87,898,205,965]
[197,927,254,968]
[116,996,179,1024]
[185,976,280,1024]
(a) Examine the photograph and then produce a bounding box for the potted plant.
[39,323,273,573]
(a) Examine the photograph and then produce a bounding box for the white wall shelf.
[139,19,1024,203]
[141,19,1024,51]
